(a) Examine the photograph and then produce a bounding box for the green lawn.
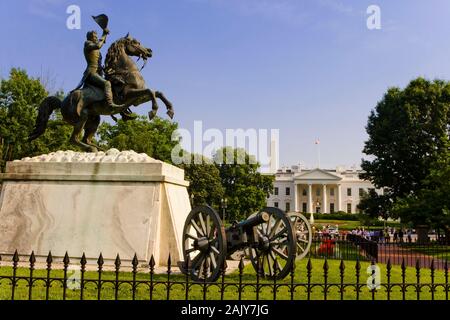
[0,258,448,300]
[313,219,400,231]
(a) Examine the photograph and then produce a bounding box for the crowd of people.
[349,227,415,243]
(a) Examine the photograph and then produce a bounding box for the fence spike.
[13,250,19,263]
[307,258,312,272]
[149,254,155,270]
[98,253,104,268]
[238,257,245,274]
[132,253,139,270]
[167,253,172,269]
[415,258,420,271]
[355,259,361,272]
[202,258,209,279]
[46,251,53,266]
[81,252,87,266]
[115,254,121,269]
[323,258,329,272]
[63,252,70,266]
[386,258,392,271]
[29,251,36,265]
[339,259,345,274]
[430,259,435,272]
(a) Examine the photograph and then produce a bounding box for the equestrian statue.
[29,14,174,152]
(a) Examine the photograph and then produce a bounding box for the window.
[302,188,307,196]
[330,203,335,213]
[347,188,352,196]
[285,202,290,212]
[359,188,364,197]
[274,187,279,196]
[330,188,335,196]
[274,202,279,208]
[316,188,321,197]
[302,203,307,213]
[286,187,290,196]
[347,203,352,213]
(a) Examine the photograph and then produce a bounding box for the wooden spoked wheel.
[182,205,226,282]
[289,213,312,260]
[248,207,296,280]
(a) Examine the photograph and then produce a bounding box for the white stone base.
[0,150,191,267]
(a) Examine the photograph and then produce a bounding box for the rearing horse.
[29,34,174,152]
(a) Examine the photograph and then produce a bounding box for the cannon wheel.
[289,213,312,260]
[248,207,296,280]
[182,205,226,282]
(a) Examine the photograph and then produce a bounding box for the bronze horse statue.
[29,34,174,152]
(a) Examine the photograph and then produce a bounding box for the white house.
[266,166,381,214]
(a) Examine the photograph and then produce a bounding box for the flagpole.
[315,138,320,168]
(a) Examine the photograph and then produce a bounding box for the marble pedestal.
[0,150,191,267]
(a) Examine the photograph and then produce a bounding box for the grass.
[0,258,448,300]
[313,219,400,231]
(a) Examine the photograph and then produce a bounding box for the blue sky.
[1,0,450,169]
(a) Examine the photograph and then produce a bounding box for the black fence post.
[45,251,52,301]
[132,253,138,300]
[97,253,104,300]
[386,258,392,300]
[11,250,19,301]
[323,259,328,301]
[62,252,69,301]
[114,254,121,300]
[306,258,312,301]
[238,258,244,300]
[149,255,155,301]
[80,253,86,300]
[339,259,345,300]
[29,251,36,301]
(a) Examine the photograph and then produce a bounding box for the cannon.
[181,205,311,282]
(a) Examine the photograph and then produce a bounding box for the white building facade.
[267,166,381,214]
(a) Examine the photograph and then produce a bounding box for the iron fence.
[0,248,448,301]
[309,237,450,270]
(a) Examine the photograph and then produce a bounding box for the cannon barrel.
[227,211,270,232]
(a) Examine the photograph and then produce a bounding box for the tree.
[393,148,450,240]
[357,189,393,221]
[97,116,179,163]
[181,154,225,210]
[0,68,73,171]
[360,78,450,225]
[214,147,274,222]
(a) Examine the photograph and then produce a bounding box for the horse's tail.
[28,96,62,141]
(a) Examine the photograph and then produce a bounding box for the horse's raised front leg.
[155,91,174,119]
[124,88,159,120]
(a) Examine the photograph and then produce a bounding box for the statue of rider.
[75,27,125,111]
[73,15,136,121]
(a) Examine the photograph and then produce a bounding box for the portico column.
[337,184,342,212]
[322,184,327,213]
[293,184,298,212]
[308,184,313,213]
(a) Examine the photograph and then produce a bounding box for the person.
[393,229,398,243]
[75,28,126,112]
[398,229,404,243]
[407,229,412,243]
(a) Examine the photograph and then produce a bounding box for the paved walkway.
[376,244,447,270]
